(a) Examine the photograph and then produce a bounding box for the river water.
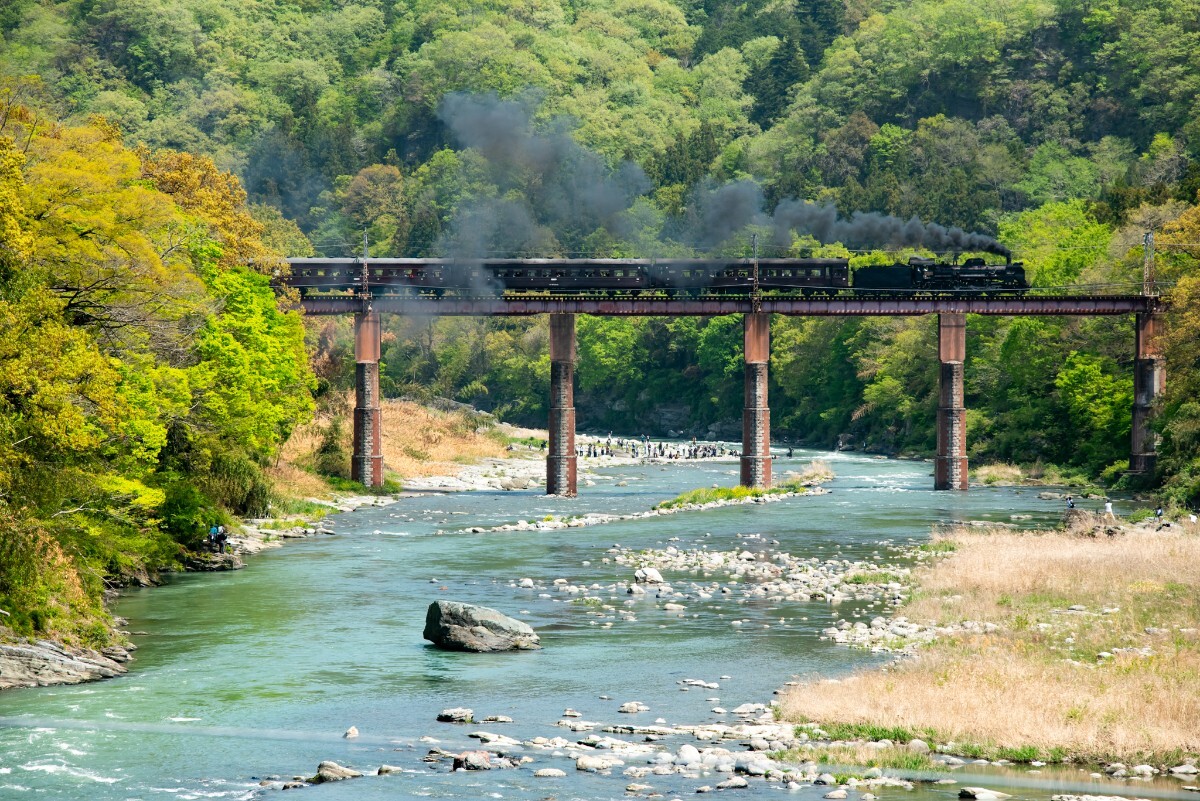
[0,450,1172,800]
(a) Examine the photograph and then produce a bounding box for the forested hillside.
[3,0,1200,643]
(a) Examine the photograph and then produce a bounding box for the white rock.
[959,788,1012,799]
[534,768,566,778]
[635,567,665,584]
[825,791,849,799]
[577,754,624,772]
[343,726,359,739]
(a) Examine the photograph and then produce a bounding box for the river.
[0,449,1164,800]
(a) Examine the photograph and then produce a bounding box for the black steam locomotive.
[284,256,1026,297]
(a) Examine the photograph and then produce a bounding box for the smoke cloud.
[436,93,650,258]
[771,200,1011,257]
[434,93,1010,259]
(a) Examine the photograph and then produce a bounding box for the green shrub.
[313,415,351,479]
[1098,460,1130,487]
[203,449,273,516]
[1127,507,1155,523]
[160,481,218,550]
[0,507,111,644]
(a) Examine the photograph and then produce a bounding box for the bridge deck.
[294,294,1156,316]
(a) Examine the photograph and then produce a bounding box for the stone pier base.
[934,313,967,491]
[1130,312,1165,474]
[352,310,383,487]
[740,312,772,489]
[547,314,577,496]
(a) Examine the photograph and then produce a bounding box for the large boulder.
[423,601,541,652]
[310,761,363,783]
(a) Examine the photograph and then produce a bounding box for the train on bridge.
[282,256,1028,298]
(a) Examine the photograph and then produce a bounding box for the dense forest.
[2,0,1200,643]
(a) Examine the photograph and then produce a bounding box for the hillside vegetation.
[0,105,312,645]
[2,0,1200,643]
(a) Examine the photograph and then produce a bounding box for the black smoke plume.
[772,200,1011,257]
[436,93,650,258]
[434,93,1010,259]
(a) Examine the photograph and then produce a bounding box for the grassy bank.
[779,518,1200,765]
[970,462,1101,488]
[655,461,833,509]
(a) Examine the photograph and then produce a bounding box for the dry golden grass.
[783,459,835,486]
[905,525,1200,629]
[377,399,509,478]
[275,396,514,488]
[971,462,1025,484]
[781,524,1200,763]
[265,460,333,498]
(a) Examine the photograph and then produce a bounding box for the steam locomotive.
[284,256,1027,297]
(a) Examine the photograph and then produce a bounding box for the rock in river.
[310,761,363,783]
[0,639,132,689]
[453,750,494,771]
[423,601,541,652]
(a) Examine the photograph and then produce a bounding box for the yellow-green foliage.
[0,97,315,641]
[0,506,110,646]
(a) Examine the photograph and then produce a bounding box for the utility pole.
[751,233,761,313]
[1143,230,1154,296]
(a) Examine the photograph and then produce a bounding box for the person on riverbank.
[1066,496,1074,509]
[1103,500,1115,521]
[208,524,219,551]
[214,526,228,554]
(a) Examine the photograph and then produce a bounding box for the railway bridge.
[278,258,1164,495]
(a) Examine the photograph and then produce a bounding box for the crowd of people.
[570,435,795,461]
[508,433,802,463]
[575,436,735,460]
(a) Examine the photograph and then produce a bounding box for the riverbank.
[779,512,1200,766]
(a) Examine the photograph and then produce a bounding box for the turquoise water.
[0,451,1164,800]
